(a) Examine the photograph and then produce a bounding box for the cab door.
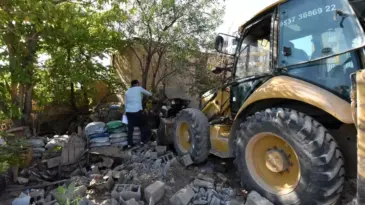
[230,12,276,116]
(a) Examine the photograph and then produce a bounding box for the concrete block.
[17,177,29,185]
[216,173,228,183]
[245,191,273,205]
[193,199,208,204]
[193,179,214,189]
[111,198,120,205]
[170,186,195,205]
[229,198,245,205]
[155,146,167,156]
[197,174,214,183]
[181,155,193,167]
[111,184,141,201]
[47,156,61,168]
[150,152,158,160]
[126,198,139,205]
[144,181,165,205]
[112,171,122,179]
[210,196,221,205]
[159,152,175,163]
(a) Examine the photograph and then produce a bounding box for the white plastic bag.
[122,114,128,124]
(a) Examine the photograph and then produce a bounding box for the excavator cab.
[168,0,365,204]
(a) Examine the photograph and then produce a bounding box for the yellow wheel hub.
[245,133,300,194]
[265,150,289,173]
[177,122,192,152]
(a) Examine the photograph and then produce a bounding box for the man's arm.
[140,87,152,96]
[124,94,128,111]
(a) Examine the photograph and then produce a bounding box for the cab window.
[235,15,272,79]
[286,51,359,100]
[278,0,365,67]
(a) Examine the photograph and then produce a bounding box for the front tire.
[173,108,210,163]
[235,108,344,205]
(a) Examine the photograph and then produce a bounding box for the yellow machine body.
[205,76,352,158]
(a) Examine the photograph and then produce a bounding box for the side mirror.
[214,33,239,56]
[215,36,224,52]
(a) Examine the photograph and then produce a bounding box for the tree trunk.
[141,72,148,89]
[22,84,33,126]
[70,82,77,111]
[151,73,157,93]
[81,84,89,112]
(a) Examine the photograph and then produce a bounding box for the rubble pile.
[169,172,248,205]
[15,133,86,183]
[27,135,70,159]
[5,137,275,205]
[4,123,274,205]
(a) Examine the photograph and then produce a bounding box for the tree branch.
[129,46,144,73]
[155,67,179,87]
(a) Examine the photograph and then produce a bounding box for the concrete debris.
[112,184,141,201]
[150,152,158,160]
[125,198,139,205]
[155,146,167,156]
[96,157,114,168]
[89,174,115,191]
[91,165,100,174]
[6,129,251,205]
[47,156,61,169]
[245,191,273,205]
[216,173,228,184]
[159,152,175,163]
[16,177,29,185]
[229,198,245,205]
[144,181,165,205]
[193,179,214,189]
[181,154,193,167]
[197,174,214,183]
[170,186,195,205]
[111,198,119,205]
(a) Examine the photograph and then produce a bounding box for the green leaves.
[0,0,130,119]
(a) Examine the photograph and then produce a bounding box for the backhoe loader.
[158,0,365,204]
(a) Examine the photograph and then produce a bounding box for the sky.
[216,0,278,35]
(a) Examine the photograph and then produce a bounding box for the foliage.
[119,0,225,91]
[0,0,225,127]
[0,131,29,174]
[55,182,81,205]
[0,0,130,125]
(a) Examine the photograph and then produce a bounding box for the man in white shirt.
[124,80,152,148]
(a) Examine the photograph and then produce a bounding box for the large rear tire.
[173,108,210,163]
[235,108,344,205]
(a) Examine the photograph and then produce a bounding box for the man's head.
[131,80,139,87]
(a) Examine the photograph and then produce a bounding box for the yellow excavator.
[157,0,365,204]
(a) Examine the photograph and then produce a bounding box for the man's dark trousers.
[126,110,149,146]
